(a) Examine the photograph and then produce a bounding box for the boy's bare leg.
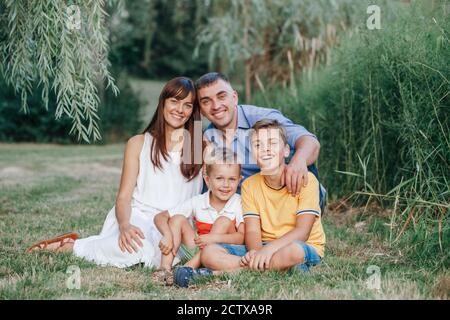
[170,215,196,249]
[201,244,243,272]
[184,251,201,268]
[186,216,234,270]
[268,242,305,271]
[167,215,196,267]
[155,216,196,286]
[160,253,174,271]
[209,216,235,235]
[176,217,237,270]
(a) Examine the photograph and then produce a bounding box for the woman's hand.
[118,223,145,253]
[159,234,175,255]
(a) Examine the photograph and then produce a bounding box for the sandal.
[26,232,79,253]
[165,269,174,286]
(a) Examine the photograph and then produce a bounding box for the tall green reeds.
[252,2,449,263]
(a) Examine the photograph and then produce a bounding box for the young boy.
[153,148,244,286]
[197,119,325,275]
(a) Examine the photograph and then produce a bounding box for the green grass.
[0,143,448,300]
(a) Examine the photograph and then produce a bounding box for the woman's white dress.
[72,133,203,268]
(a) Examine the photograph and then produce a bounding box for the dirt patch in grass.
[432,273,450,299]
[53,162,121,181]
[81,268,147,292]
[0,166,34,187]
[326,198,392,227]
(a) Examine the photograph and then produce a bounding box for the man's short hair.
[250,119,288,145]
[195,72,230,91]
[204,147,240,176]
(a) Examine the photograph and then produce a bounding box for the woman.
[27,77,203,268]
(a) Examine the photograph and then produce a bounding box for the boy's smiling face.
[205,164,241,202]
[251,128,290,175]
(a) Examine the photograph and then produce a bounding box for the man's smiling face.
[197,79,238,130]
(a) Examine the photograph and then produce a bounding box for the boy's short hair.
[204,147,240,176]
[195,72,230,91]
[250,119,288,145]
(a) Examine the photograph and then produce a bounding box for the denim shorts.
[220,241,322,272]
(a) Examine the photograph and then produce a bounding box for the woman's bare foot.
[55,238,75,253]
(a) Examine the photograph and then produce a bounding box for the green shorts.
[178,244,200,262]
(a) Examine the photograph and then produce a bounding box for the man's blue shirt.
[203,104,318,192]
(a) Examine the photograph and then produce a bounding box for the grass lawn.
[0,143,448,300]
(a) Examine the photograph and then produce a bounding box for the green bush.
[0,72,144,144]
[0,76,75,143]
[252,3,449,263]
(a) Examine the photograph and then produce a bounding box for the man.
[196,72,325,208]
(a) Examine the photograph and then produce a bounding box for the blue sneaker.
[174,267,213,288]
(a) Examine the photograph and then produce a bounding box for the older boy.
[200,119,325,273]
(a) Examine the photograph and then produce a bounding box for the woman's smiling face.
[163,93,194,129]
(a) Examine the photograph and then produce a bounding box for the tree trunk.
[141,3,156,73]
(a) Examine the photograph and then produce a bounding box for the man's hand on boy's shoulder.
[283,155,309,196]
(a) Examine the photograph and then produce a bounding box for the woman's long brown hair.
[142,77,202,181]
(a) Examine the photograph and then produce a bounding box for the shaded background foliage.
[0,71,142,144]
[1,0,399,143]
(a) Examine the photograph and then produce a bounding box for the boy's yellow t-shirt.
[241,172,326,257]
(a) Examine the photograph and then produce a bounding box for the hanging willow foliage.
[0,0,119,142]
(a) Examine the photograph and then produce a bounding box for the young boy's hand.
[159,235,174,255]
[194,234,217,249]
[249,247,276,271]
[240,249,257,267]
